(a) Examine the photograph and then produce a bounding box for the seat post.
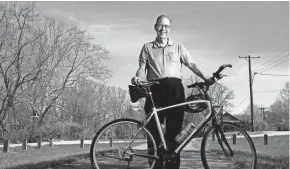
[146,86,156,109]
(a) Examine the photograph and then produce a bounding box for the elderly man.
[131,14,213,169]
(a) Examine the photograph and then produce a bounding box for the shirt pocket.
[167,51,179,62]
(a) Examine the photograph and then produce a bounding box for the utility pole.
[259,107,266,121]
[259,107,267,130]
[239,55,260,132]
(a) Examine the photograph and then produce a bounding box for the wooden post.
[22,139,27,151]
[109,132,113,147]
[109,137,113,147]
[37,138,42,149]
[3,139,10,153]
[49,138,53,147]
[264,134,268,145]
[80,138,84,149]
[233,134,236,145]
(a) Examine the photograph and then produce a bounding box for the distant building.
[221,112,252,131]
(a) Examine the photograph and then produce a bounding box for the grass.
[251,135,289,157]
[0,144,90,169]
[3,153,90,169]
[207,149,289,169]
[205,134,289,157]
[257,154,289,169]
[203,134,289,169]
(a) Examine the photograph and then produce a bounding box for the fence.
[211,133,269,145]
[2,134,270,153]
[2,138,86,153]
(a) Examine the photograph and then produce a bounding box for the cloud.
[34,1,289,114]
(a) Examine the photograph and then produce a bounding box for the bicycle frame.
[132,88,224,156]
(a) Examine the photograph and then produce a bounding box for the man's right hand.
[131,76,143,85]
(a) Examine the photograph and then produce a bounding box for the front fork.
[214,124,235,157]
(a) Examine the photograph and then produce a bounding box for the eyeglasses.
[156,24,171,29]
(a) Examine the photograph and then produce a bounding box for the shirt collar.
[153,37,173,48]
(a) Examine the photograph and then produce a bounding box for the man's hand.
[131,76,143,85]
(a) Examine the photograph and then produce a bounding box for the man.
[131,15,213,169]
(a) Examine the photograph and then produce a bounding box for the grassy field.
[207,134,289,156]
[203,134,289,169]
[251,135,289,157]
[252,135,289,169]
[257,153,289,169]
[0,144,90,169]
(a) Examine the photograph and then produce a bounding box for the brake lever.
[216,74,226,80]
[220,74,226,79]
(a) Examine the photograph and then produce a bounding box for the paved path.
[53,139,232,169]
[53,150,231,169]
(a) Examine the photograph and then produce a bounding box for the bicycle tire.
[201,122,257,169]
[90,118,158,169]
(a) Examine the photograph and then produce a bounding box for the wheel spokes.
[91,119,157,169]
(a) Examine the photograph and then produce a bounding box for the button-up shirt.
[139,38,195,80]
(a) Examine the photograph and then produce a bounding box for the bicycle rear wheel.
[201,122,257,169]
[90,118,157,169]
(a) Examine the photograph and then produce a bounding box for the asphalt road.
[53,151,231,169]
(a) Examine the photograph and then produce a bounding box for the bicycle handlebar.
[187,64,232,89]
[213,64,232,80]
[132,64,232,89]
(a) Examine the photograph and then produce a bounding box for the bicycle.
[90,64,257,169]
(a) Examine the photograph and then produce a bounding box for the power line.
[253,50,288,71]
[253,90,281,93]
[255,73,289,77]
[235,95,249,108]
[254,53,288,72]
[255,54,289,72]
[258,56,289,73]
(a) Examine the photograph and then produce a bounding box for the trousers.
[144,78,185,169]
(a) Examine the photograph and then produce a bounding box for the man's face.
[155,17,171,39]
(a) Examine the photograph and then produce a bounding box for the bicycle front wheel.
[90,118,157,169]
[201,122,257,169]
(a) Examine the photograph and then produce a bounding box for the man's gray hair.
[156,14,172,24]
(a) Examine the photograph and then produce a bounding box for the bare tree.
[106,86,131,120]
[184,75,235,111]
[268,82,289,130]
[183,75,235,125]
[0,2,111,140]
[74,81,110,138]
[237,82,289,131]
[240,104,264,131]
[24,26,110,140]
[208,83,235,111]
[0,2,53,128]
[16,9,111,130]
[50,81,131,139]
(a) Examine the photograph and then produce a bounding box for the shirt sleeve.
[179,43,195,67]
[139,45,148,68]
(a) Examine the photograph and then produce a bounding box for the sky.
[34,1,289,115]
